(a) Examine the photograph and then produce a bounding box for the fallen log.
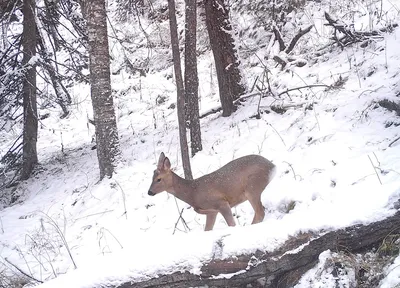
[324,12,398,48]
[114,203,400,288]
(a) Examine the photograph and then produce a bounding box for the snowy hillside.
[1,0,400,287]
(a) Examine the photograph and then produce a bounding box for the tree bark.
[168,0,193,180]
[184,0,202,156]
[86,0,120,180]
[21,0,38,180]
[204,0,245,117]
[110,208,400,288]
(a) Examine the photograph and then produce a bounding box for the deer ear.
[157,152,165,169]
[163,157,171,170]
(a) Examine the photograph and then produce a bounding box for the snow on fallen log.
[114,204,400,288]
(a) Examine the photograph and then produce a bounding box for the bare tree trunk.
[168,0,193,180]
[21,0,38,180]
[204,0,245,117]
[86,0,120,180]
[184,0,202,156]
[1,16,8,50]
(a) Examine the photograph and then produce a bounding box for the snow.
[381,256,400,288]
[295,250,357,288]
[1,0,400,287]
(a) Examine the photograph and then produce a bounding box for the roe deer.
[148,153,276,231]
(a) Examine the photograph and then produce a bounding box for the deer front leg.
[205,212,217,231]
[219,202,236,227]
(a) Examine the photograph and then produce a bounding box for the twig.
[389,136,400,147]
[114,180,128,220]
[23,234,53,276]
[277,84,330,97]
[14,245,34,279]
[106,14,148,76]
[1,167,22,190]
[173,198,190,235]
[256,91,263,119]
[99,227,124,249]
[267,122,286,147]
[4,258,43,283]
[75,210,114,220]
[368,155,382,185]
[373,152,381,167]
[173,208,185,235]
[283,161,297,180]
[260,101,317,111]
[250,76,259,93]
[39,212,77,269]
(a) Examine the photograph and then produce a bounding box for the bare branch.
[285,25,313,54]
[277,84,330,97]
[273,25,286,51]
[4,258,43,284]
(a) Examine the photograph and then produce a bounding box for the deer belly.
[225,193,247,207]
[193,207,218,214]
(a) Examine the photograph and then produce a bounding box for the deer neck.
[169,172,197,205]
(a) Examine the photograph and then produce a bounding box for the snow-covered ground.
[1,0,400,287]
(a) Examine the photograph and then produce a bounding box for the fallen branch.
[324,12,398,48]
[272,55,287,69]
[200,83,327,119]
[4,258,43,284]
[389,136,400,147]
[273,25,285,52]
[277,84,330,97]
[199,106,223,119]
[285,25,313,54]
[272,25,313,69]
[199,91,265,119]
[109,205,400,288]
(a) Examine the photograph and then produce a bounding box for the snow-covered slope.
[1,0,400,287]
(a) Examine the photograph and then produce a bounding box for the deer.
[148,152,276,231]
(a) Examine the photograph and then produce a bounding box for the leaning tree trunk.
[204,0,245,117]
[184,0,202,156]
[86,0,120,180]
[21,0,38,180]
[168,0,193,180]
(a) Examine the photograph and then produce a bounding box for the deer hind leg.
[204,212,217,231]
[245,177,266,225]
[245,185,265,224]
[246,192,265,224]
[218,201,236,227]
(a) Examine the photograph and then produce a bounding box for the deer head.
[148,152,173,196]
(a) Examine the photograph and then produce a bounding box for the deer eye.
[157,178,161,182]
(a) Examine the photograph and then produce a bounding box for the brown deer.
[148,153,276,231]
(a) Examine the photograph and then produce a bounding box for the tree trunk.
[21,0,38,180]
[168,0,193,180]
[204,0,245,117]
[184,0,202,156]
[109,207,400,288]
[86,0,120,180]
